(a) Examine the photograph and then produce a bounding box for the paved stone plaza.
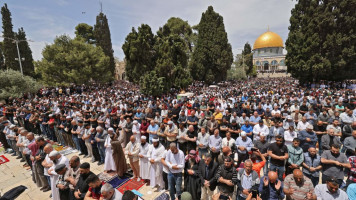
[0,152,163,200]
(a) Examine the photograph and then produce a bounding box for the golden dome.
[253,31,284,50]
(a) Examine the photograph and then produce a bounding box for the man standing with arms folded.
[208,128,222,162]
[320,144,350,187]
[197,127,210,158]
[302,147,322,187]
[267,135,288,181]
[165,143,185,200]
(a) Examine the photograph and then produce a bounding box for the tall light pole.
[0,35,33,75]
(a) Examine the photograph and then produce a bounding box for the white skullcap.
[133,120,138,124]
[141,136,147,140]
[307,124,314,129]
[108,128,114,132]
[66,116,72,119]
[49,151,59,157]
[152,138,159,142]
[168,121,173,125]
[241,131,247,137]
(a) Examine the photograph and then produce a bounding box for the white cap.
[9,124,16,128]
[307,124,314,129]
[66,116,72,119]
[152,138,159,142]
[168,121,173,125]
[108,128,114,132]
[141,136,147,140]
[241,131,247,137]
[133,120,138,124]
[49,151,59,157]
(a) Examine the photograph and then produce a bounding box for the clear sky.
[1,0,296,61]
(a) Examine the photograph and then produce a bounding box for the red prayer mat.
[0,155,9,165]
[117,178,145,194]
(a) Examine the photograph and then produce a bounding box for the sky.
[1,0,296,61]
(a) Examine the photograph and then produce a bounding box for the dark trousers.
[178,142,187,155]
[304,173,319,187]
[322,174,343,187]
[211,151,220,162]
[92,143,101,161]
[163,171,169,190]
[78,138,88,155]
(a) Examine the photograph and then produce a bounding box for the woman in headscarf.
[183,150,202,200]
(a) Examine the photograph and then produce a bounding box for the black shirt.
[75,171,95,200]
[268,143,288,166]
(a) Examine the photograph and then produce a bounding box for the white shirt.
[284,130,298,146]
[297,121,310,131]
[165,149,185,174]
[253,124,269,140]
[222,137,236,149]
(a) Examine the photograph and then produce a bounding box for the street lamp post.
[0,35,33,76]
[14,40,23,75]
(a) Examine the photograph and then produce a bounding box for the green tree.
[241,42,253,75]
[36,35,112,86]
[154,18,192,91]
[189,6,233,84]
[0,69,41,100]
[1,3,17,71]
[93,12,115,75]
[286,0,356,83]
[0,42,4,70]
[15,27,34,76]
[122,24,156,83]
[75,23,95,44]
[227,66,247,81]
[140,71,165,97]
[157,17,194,54]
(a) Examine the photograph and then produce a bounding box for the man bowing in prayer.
[139,136,150,183]
[48,151,69,200]
[125,135,140,180]
[148,136,165,190]
[104,128,116,173]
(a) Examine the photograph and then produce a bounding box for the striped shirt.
[283,174,315,200]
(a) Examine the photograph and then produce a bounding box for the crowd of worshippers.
[0,78,356,200]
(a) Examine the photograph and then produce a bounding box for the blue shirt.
[259,176,285,200]
[347,183,356,200]
[298,130,318,152]
[235,136,253,153]
[302,152,321,177]
[250,116,261,123]
[241,125,253,133]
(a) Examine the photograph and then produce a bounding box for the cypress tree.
[94,12,115,76]
[16,27,34,76]
[189,6,233,83]
[1,3,17,71]
[0,42,4,70]
[241,42,253,75]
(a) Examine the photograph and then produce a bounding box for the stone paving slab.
[0,152,162,200]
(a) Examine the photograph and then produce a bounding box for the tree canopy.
[0,69,40,100]
[1,3,17,72]
[75,23,95,44]
[94,12,116,75]
[35,35,112,86]
[286,0,356,83]
[189,6,233,84]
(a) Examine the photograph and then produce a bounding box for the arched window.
[279,59,285,66]
[271,60,278,66]
[256,61,260,66]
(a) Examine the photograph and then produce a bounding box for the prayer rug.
[0,155,9,165]
[117,178,145,194]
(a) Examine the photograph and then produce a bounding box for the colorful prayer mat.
[117,178,145,194]
[0,155,9,165]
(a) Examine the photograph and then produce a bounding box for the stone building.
[114,59,126,80]
[253,30,286,71]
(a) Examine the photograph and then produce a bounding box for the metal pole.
[14,40,23,75]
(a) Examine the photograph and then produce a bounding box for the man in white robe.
[132,120,141,142]
[48,151,69,200]
[148,136,165,190]
[104,128,116,173]
[139,136,150,181]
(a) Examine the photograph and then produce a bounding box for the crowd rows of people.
[0,78,356,200]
